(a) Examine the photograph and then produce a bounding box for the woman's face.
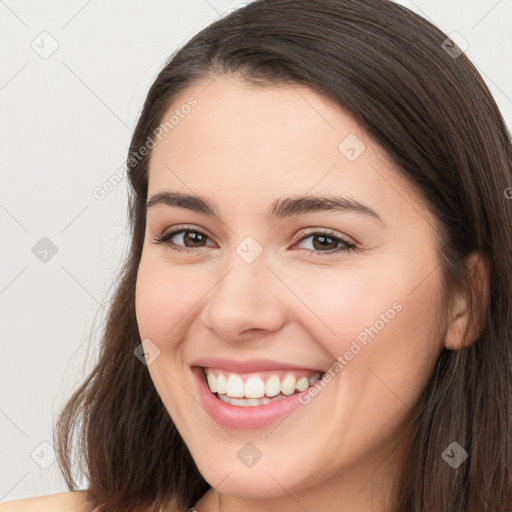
[135,75,448,505]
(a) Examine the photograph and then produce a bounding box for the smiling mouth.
[201,367,325,407]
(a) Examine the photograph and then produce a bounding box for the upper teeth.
[205,370,322,398]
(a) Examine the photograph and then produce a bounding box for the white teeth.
[226,374,244,398]
[281,374,296,395]
[216,374,227,394]
[244,376,266,398]
[296,376,309,391]
[206,373,217,393]
[204,369,323,399]
[218,394,286,406]
[265,375,281,397]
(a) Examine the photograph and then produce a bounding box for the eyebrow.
[146,191,385,225]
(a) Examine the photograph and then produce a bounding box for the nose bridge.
[219,234,271,299]
[201,236,284,337]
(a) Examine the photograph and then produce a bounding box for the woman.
[3,0,511,510]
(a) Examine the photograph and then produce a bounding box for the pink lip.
[190,356,324,374]
[191,366,313,429]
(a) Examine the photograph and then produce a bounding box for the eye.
[292,229,357,255]
[151,225,215,253]
[151,226,357,255]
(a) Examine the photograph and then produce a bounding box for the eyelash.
[151,224,357,256]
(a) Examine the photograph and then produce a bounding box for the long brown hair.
[54,1,512,510]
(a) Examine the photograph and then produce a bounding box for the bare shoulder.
[0,491,91,512]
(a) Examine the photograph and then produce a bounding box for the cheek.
[289,263,443,400]
[134,259,200,350]
[134,260,204,421]
[285,265,401,352]
[288,268,443,470]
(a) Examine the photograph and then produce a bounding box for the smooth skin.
[0,491,89,511]
[135,75,487,512]
[2,75,486,512]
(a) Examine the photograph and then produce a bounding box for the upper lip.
[191,357,325,374]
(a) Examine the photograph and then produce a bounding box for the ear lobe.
[444,252,489,351]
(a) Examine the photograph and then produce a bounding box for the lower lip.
[192,366,312,429]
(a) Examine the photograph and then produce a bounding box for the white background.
[1,0,511,502]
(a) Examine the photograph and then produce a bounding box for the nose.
[199,249,286,342]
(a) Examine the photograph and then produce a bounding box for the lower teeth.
[217,393,291,407]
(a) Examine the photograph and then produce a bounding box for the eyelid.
[156,225,354,243]
[156,224,216,246]
[292,226,356,246]
[152,224,358,255]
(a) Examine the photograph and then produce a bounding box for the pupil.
[185,232,204,247]
[313,235,336,250]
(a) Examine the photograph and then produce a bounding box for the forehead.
[146,75,430,224]
[150,75,364,169]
